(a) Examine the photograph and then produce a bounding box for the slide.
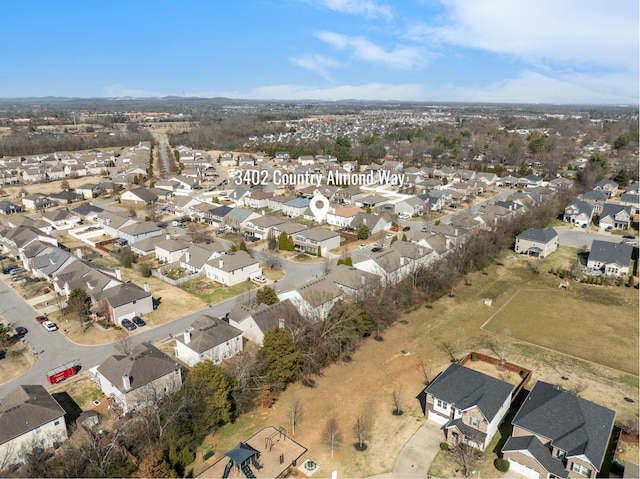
[242,464,256,479]
[222,460,233,479]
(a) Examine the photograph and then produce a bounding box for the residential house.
[335,187,364,205]
[118,221,162,245]
[619,193,640,222]
[395,196,426,217]
[243,214,286,240]
[282,197,310,218]
[179,243,226,274]
[353,249,412,286]
[243,190,274,210]
[96,210,137,238]
[514,228,559,259]
[203,251,261,287]
[587,240,633,277]
[292,227,341,256]
[74,183,101,199]
[224,207,260,233]
[91,343,182,415]
[41,209,81,230]
[120,187,158,205]
[154,238,190,264]
[21,194,55,211]
[48,190,83,204]
[598,203,632,231]
[349,212,391,235]
[356,194,389,209]
[325,264,381,302]
[581,190,608,214]
[0,385,68,466]
[326,206,364,229]
[517,174,545,189]
[71,203,104,221]
[592,179,618,197]
[129,236,160,257]
[277,277,342,322]
[422,363,513,450]
[548,177,574,190]
[0,200,22,215]
[175,315,244,367]
[92,281,153,325]
[230,298,302,346]
[502,381,615,479]
[563,200,594,228]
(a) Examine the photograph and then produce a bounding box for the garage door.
[117,312,135,325]
[508,459,540,479]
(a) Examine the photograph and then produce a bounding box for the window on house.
[35,427,41,434]
[436,399,448,409]
[54,420,60,426]
[571,462,592,477]
[470,417,480,427]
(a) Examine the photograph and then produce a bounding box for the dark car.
[3,266,18,274]
[15,326,28,336]
[121,318,137,331]
[402,226,411,232]
[371,247,382,253]
[132,316,146,327]
[246,236,259,242]
[623,234,635,239]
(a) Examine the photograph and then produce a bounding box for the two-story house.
[598,203,632,231]
[563,200,594,228]
[514,228,559,259]
[422,363,513,450]
[587,240,633,277]
[502,381,615,479]
[175,315,244,367]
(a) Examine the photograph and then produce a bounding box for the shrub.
[139,263,152,278]
[495,458,510,472]
[470,352,477,361]
[439,442,449,451]
[520,369,530,378]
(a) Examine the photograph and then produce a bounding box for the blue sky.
[2,0,638,104]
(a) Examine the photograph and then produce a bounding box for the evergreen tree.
[256,286,279,306]
[261,328,301,390]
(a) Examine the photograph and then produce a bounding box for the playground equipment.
[264,425,287,452]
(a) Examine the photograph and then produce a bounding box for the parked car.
[42,321,58,332]
[132,316,146,327]
[15,326,28,337]
[371,247,382,253]
[11,275,26,282]
[390,226,399,232]
[246,236,260,242]
[121,318,137,331]
[358,244,368,249]
[9,268,26,275]
[385,233,395,239]
[216,228,226,235]
[115,238,129,246]
[605,225,613,232]
[402,226,411,232]
[623,234,635,239]
[2,266,18,274]
[35,315,48,324]
[421,226,429,232]
[252,275,267,284]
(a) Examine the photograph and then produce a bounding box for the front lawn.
[179,277,256,305]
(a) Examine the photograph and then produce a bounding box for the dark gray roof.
[566,200,594,217]
[445,418,487,444]
[93,282,150,308]
[503,435,568,478]
[125,187,158,203]
[177,315,243,353]
[424,363,513,422]
[517,227,558,244]
[588,240,633,267]
[511,381,615,470]
[600,203,632,221]
[72,203,104,217]
[249,299,302,335]
[97,343,180,394]
[0,385,66,445]
[582,190,608,202]
[620,193,639,205]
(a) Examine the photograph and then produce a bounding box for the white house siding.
[203,262,262,287]
[485,396,510,449]
[507,459,540,479]
[0,417,68,465]
[111,296,154,325]
[176,336,243,367]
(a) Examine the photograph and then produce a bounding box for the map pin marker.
[310,193,330,223]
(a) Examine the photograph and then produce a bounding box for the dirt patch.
[0,344,34,384]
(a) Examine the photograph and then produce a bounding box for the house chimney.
[143,282,149,293]
[122,374,131,391]
[185,251,191,263]
[400,257,405,266]
[166,234,170,240]
[76,247,83,259]
[279,318,285,329]
[361,275,366,285]
[219,259,224,269]
[115,269,122,281]
[184,330,191,344]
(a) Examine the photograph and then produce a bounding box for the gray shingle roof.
[424,363,513,422]
[588,240,633,268]
[516,227,558,243]
[511,381,615,470]
[176,315,243,353]
[93,282,150,308]
[503,435,568,478]
[0,385,66,445]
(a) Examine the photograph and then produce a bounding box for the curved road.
[0,255,327,397]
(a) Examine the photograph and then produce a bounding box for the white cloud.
[290,54,340,81]
[315,0,392,19]
[409,0,639,70]
[317,31,425,70]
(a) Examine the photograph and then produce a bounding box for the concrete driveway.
[370,421,444,478]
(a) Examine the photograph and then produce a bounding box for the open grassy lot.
[484,288,639,375]
[179,277,256,305]
[199,248,638,479]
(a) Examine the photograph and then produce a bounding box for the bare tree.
[486,332,511,362]
[392,384,404,415]
[353,401,373,451]
[289,397,304,435]
[439,339,465,363]
[322,415,343,458]
[267,229,278,251]
[450,444,483,479]
[417,358,433,385]
[262,254,283,270]
[113,329,135,355]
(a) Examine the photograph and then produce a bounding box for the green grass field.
[484,287,639,375]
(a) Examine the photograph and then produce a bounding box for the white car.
[358,244,368,249]
[252,275,267,284]
[42,320,58,332]
[385,233,395,239]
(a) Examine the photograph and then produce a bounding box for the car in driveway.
[132,316,146,327]
[121,318,137,331]
[3,266,19,274]
[358,244,368,249]
[371,247,382,253]
[42,321,58,332]
[252,275,267,284]
[402,226,411,232]
[35,315,48,324]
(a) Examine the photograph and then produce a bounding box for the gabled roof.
[424,363,513,423]
[600,203,632,221]
[511,381,615,470]
[93,281,150,308]
[0,385,66,445]
[97,343,179,394]
[247,299,303,334]
[516,227,558,244]
[206,251,258,272]
[176,315,243,353]
[326,264,380,291]
[582,190,608,202]
[565,200,594,217]
[502,435,568,478]
[588,240,633,267]
[119,221,161,236]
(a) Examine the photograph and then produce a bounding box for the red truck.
[46,361,79,384]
